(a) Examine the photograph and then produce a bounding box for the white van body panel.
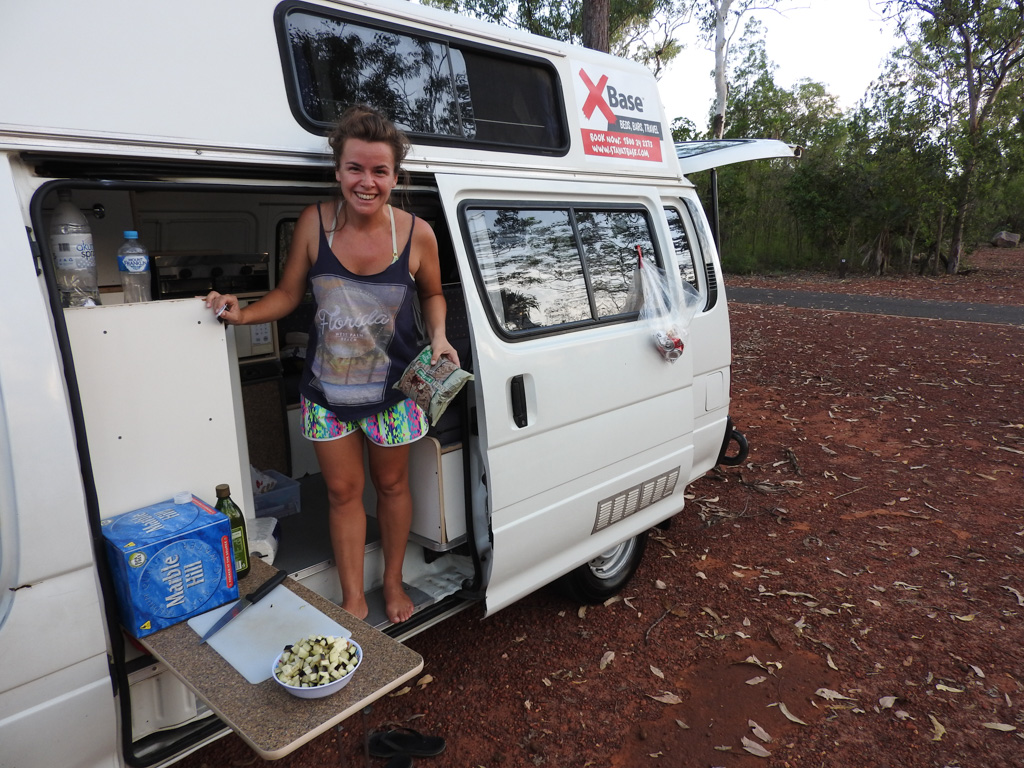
[657,187,735,479]
[0,156,117,767]
[0,614,117,768]
[1,0,680,183]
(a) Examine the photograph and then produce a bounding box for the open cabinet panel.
[63,298,254,519]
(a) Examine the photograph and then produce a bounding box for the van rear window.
[277,4,567,153]
[463,205,656,336]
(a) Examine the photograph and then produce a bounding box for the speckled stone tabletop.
[141,557,424,760]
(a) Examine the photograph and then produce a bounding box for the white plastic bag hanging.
[636,247,702,362]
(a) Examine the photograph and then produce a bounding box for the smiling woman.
[206,104,459,626]
[335,139,401,223]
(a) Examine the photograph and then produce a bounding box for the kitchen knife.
[198,568,288,644]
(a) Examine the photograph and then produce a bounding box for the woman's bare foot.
[341,594,369,621]
[383,581,415,623]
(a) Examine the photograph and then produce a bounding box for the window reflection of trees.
[286,16,470,135]
[481,209,588,330]
[577,211,651,318]
[471,208,658,333]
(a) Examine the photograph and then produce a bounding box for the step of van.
[363,582,435,630]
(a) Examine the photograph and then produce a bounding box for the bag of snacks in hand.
[394,346,474,425]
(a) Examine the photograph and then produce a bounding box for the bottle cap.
[124,230,138,239]
[174,492,192,505]
[216,484,230,498]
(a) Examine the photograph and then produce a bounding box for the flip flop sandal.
[385,756,413,768]
[368,727,446,758]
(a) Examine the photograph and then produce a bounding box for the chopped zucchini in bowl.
[272,634,362,698]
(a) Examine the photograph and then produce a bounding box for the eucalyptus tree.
[885,0,1024,273]
[710,19,846,269]
[694,0,785,138]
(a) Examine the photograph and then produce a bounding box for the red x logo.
[579,69,617,125]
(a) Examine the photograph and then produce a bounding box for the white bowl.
[271,638,362,699]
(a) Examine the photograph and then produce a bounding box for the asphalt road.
[726,286,1024,327]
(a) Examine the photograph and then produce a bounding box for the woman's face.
[335,138,398,217]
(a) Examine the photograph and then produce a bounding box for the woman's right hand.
[204,291,243,325]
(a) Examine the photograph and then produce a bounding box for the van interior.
[36,171,483,633]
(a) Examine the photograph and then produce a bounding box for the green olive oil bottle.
[215,483,250,580]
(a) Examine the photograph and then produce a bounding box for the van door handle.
[510,375,528,428]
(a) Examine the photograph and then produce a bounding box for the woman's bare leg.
[314,432,370,620]
[367,441,415,623]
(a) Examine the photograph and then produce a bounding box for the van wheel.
[556,531,648,604]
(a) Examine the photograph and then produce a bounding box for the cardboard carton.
[101,495,239,638]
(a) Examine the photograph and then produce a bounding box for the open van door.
[435,174,696,615]
[674,139,802,175]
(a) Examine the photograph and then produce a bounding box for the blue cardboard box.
[101,494,239,638]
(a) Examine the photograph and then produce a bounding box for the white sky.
[658,0,903,127]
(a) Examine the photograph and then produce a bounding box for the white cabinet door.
[64,298,253,519]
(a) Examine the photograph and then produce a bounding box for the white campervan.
[0,1,793,765]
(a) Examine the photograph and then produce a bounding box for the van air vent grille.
[592,467,680,534]
[704,261,718,311]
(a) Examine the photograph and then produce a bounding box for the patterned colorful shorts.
[301,396,427,447]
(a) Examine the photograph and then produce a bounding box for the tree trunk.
[905,222,918,275]
[712,0,734,139]
[946,155,978,275]
[582,0,610,52]
[924,207,945,276]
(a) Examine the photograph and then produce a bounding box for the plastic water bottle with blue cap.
[118,230,152,303]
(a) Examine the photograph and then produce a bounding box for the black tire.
[556,531,649,604]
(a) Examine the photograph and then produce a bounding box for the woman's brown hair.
[328,104,410,183]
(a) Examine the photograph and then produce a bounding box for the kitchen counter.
[140,557,423,760]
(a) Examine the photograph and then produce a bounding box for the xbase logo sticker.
[575,64,664,162]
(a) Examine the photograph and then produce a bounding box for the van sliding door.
[435,175,695,614]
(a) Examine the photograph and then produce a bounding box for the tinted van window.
[664,207,699,290]
[278,5,566,152]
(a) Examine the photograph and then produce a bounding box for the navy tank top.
[299,203,421,421]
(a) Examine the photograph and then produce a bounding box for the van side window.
[464,206,655,336]
[681,198,718,310]
[664,207,699,291]
[278,6,567,153]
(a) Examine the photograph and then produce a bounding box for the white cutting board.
[188,586,351,684]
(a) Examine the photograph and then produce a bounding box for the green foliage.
[422,0,577,40]
[421,0,692,74]
[671,116,700,141]
[708,19,849,273]
[709,7,1023,277]
[881,0,1024,272]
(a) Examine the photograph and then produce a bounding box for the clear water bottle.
[49,189,100,307]
[117,231,152,303]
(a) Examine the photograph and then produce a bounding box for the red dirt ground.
[177,248,1024,768]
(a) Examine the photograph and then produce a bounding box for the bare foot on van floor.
[340,595,368,622]
[384,582,414,623]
